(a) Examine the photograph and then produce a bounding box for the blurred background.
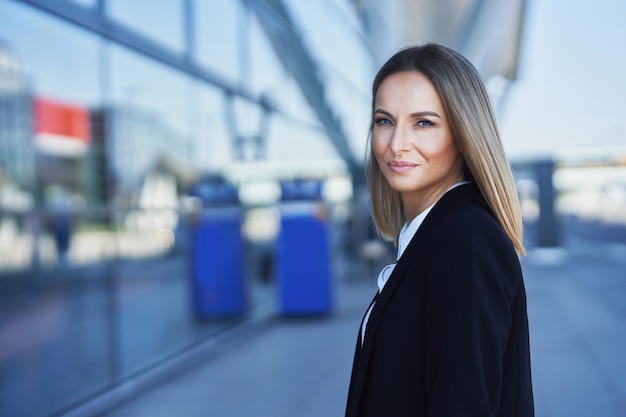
[0,0,624,416]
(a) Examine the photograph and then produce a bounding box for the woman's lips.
[387,160,418,173]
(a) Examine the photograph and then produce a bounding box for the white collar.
[397,181,470,260]
[377,181,471,292]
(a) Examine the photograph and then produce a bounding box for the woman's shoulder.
[442,199,499,229]
[432,199,516,256]
[426,183,498,230]
[427,197,523,292]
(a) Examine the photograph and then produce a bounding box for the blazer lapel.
[346,291,377,417]
[345,184,482,417]
[361,184,480,349]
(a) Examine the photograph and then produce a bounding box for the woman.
[345,44,534,417]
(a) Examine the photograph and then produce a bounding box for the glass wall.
[108,43,191,192]
[194,0,243,83]
[283,0,372,157]
[108,0,185,53]
[0,3,109,416]
[0,0,374,416]
[191,82,233,171]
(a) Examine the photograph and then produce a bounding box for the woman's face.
[372,71,464,218]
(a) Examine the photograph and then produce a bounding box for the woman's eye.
[374,117,392,126]
[416,119,434,128]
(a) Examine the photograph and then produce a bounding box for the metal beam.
[244,0,363,181]
[17,0,264,105]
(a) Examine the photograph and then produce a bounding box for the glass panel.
[247,13,319,126]
[108,44,190,197]
[0,5,100,105]
[0,0,101,215]
[230,96,264,162]
[0,4,110,417]
[246,12,282,96]
[282,0,373,160]
[0,1,105,268]
[194,0,242,83]
[190,82,233,171]
[107,0,184,53]
[108,44,201,374]
[266,114,342,166]
[284,0,373,90]
[115,253,197,376]
[66,0,98,8]
[0,266,111,417]
[323,75,371,159]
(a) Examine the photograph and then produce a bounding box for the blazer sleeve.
[423,208,520,416]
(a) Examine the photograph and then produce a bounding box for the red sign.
[33,97,90,155]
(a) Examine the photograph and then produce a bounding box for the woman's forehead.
[374,71,444,112]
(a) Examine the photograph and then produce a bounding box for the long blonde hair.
[367,43,525,255]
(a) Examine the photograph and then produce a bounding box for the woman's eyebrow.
[373,108,392,117]
[410,110,442,119]
[373,108,442,119]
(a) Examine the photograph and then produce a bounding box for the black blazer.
[345,184,534,417]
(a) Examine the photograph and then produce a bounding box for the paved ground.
[91,276,371,417]
[91,230,626,417]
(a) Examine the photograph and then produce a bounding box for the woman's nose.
[389,127,410,155]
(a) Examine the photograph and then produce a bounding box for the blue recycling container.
[276,203,332,315]
[189,176,245,318]
[191,208,245,317]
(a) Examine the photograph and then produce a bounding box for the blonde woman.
[345,44,534,417]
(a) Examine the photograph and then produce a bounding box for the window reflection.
[0,5,110,417]
[229,96,266,162]
[0,1,101,106]
[266,114,341,164]
[66,0,98,8]
[246,12,282,95]
[191,82,233,170]
[194,0,242,83]
[0,0,101,271]
[284,0,373,88]
[0,40,35,202]
[108,44,193,261]
[109,44,190,194]
[107,0,185,53]
[283,0,373,159]
[247,13,319,126]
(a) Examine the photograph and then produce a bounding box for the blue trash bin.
[191,209,245,317]
[276,186,332,315]
[189,178,245,318]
